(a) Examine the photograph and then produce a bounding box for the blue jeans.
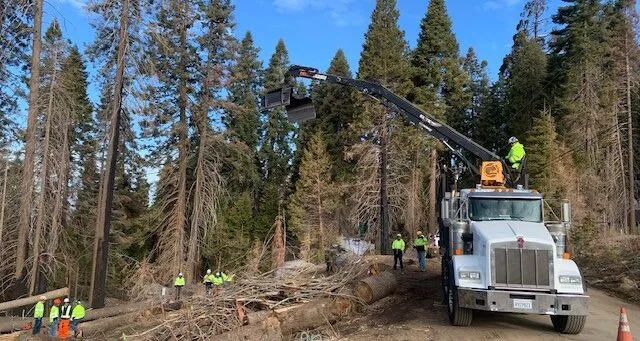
[71,318,82,333]
[417,250,426,271]
[32,317,42,335]
[49,318,58,337]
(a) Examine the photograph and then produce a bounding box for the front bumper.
[457,288,588,316]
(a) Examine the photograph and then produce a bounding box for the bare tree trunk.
[273,216,285,267]
[428,149,437,234]
[0,157,8,245]
[15,0,43,279]
[379,112,389,255]
[29,56,60,295]
[626,51,636,234]
[89,0,129,309]
[49,115,71,255]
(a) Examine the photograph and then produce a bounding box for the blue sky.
[49,0,567,95]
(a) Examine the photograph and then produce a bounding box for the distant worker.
[71,300,85,337]
[414,231,427,272]
[32,296,46,335]
[212,271,224,292]
[174,272,185,300]
[221,270,233,287]
[203,269,214,294]
[505,136,525,169]
[58,297,72,338]
[49,298,60,337]
[392,233,405,270]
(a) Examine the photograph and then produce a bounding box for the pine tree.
[310,49,359,180]
[289,132,337,262]
[256,39,294,238]
[226,31,262,151]
[526,111,560,195]
[463,48,490,139]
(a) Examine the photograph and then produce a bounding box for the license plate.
[513,299,533,310]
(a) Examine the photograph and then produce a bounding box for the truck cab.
[440,185,588,334]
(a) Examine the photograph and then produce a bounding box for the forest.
[0,0,638,309]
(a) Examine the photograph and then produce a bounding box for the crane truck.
[263,65,588,334]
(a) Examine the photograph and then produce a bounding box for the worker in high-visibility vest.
[414,231,427,272]
[174,272,185,300]
[221,270,233,287]
[203,269,215,294]
[71,300,85,337]
[58,297,72,338]
[32,296,46,335]
[212,271,224,292]
[392,234,406,270]
[49,298,61,337]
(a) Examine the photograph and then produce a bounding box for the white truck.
[263,65,588,334]
[440,185,587,334]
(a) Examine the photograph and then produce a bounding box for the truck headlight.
[459,271,481,280]
[559,275,581,284]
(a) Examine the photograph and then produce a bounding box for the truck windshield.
[468,198,542,223]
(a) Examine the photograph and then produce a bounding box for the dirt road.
[336,257,639,340]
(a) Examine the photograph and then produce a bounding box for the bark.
[379,112,389,255]
[0,158,8,244]
[15,0,43,279]
[626,51,636,234]
[0,287,69,313]
[89,0,129,309]
[274,298,354,335]
[354,271,397,304]
[217,316,283,341]
[79,311,140,337]
[273,216,285,268]
[49,114,71,256]
[29,47,59,295]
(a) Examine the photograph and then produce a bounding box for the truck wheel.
[550,315,586,334]
[447,282,473,326]
[441,259,450,304]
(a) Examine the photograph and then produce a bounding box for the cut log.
[217,316,283,341]
[275,298,354,335]
[245,310,274,325]
[0,287,69,312]
[355,271,397,304]
[79,311,141,337]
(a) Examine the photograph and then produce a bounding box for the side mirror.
[561,201,571,224]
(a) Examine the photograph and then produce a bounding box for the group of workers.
[32,296,85,338]
[172,269,233,300]
[391,231,430,271]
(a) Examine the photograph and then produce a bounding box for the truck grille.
[492,247,552,288]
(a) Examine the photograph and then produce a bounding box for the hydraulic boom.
[263,65,517,187]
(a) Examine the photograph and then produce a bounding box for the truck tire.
[447,276,472,326]
[550,315,586,334]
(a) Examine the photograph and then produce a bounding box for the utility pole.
[380,110,390,255]
[89,0,129,309]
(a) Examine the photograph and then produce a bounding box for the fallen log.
[79,311,141,337]
[275,297,355,335]
[217,316,283,341]
[354,271,397,304]
[245,310,274,325]
[0,287,69,312]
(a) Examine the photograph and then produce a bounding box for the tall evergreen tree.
[463,48,490,139]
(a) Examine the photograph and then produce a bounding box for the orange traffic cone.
[618,307,633,341]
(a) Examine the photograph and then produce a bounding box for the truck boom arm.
[264,65,511,184]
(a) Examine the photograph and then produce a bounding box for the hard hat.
[39,296,46,301]
[178,272,183,276]
[206,269,211,274]
[508,136,518,144]
[396,233,402,237]
[64,298,70,303]
[216,272,221,276]
[417,231,423,235]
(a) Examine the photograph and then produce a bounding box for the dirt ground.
[331,256,640,341]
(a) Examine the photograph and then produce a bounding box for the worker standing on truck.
[70,300,85,337]
[49,298,60,337]
[505,136,526,169]
[32,296,46,335]
[58,297,72,338]
[414,231,427,272]
[174,272,185,300]
[392,233,405,270]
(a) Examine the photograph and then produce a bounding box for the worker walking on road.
[505,137,525,169]
[203,269,214,294]
[414,231,427,272]
[71,300,85,337]
[58,297,72,338]
[49,298,60,337]
[392,234,405,270]
[32,296,46,335]
[174,272,185,300]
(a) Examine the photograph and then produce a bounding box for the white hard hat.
[40,296,46,301]
[63,298,70,303]
[396,233,401,237]
[178,272,183,276]
[206,269,211,274]
[216,272,221,276]
[508,136,518,144]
